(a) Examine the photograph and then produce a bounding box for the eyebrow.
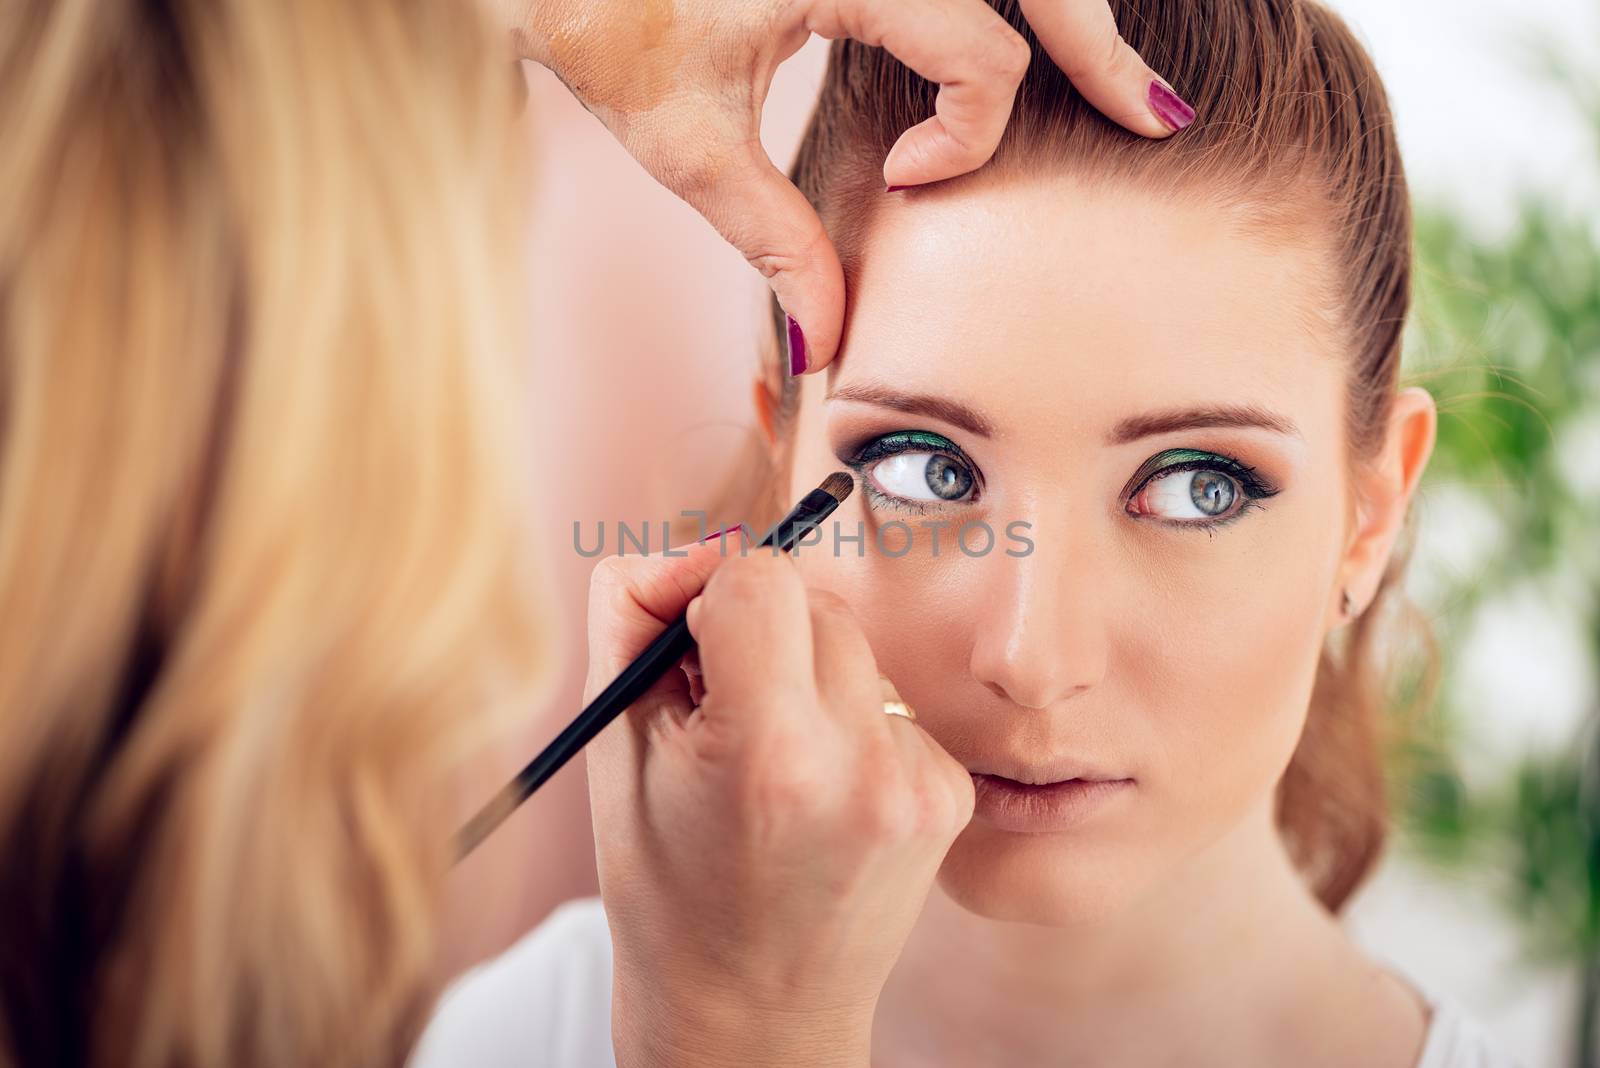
[1106,404,1301,444]
[827,383,1300,445]
[826,383,995,438]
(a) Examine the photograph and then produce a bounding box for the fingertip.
[1146,78,1196,135]
[797,330,839,375]
[785,313,810,376]
[881,149,923,193]
[775,273,843,376]
[696,523,745,550]
[1062,78,1188,140]
[763,214,843,376]
[882,119,989,190]
[686,594,704,638]
[676,136,844,375]
[1019,0,1192,141]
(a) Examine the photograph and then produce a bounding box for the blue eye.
[1125,448,1279,530]
[846,431,980,508]
[1134,468,1236,519]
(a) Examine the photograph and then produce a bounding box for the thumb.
[665,137,845,377]
[584,531,739,688]
[681,551,819,743]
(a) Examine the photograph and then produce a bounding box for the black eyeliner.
[1121,447,1280,502]
[845,429,975,470]
[838,429,985,509]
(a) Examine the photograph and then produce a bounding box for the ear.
[1335,386,1438,625]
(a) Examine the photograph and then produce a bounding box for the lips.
[966,758,1128,786]
[969,772,1134,833]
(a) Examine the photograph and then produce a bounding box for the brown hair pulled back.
[750,0,1433,913]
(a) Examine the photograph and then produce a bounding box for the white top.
[409,897,1525,1068]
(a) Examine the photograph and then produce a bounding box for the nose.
[967,521,1107,710]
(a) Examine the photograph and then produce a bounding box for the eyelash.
[842,431,982,514]
[844,433,1279,534]
[1125,453,1279,537]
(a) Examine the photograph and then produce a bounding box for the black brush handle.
[530,616,691,797]
[453,485,844,860]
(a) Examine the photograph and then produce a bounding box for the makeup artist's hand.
[505,0,1192,375]
[584,537,974,1068]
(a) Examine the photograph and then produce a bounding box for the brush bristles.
[820,471,854,503]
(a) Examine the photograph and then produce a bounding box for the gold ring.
[880,676,916,720]
[882,700,916,721]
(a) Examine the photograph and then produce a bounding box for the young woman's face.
[787,178,1355,925]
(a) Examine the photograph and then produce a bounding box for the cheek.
[797,540,972,688]
[1118,507,1341,846]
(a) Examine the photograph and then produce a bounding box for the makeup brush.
[453,471,856,860]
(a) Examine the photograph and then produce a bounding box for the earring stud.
[1342,588,1355,619]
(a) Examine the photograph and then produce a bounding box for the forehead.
[834,178,1345,440]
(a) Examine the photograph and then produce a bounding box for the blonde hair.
[0,1,550,1065]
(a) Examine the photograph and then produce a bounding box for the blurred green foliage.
[1392,47,1600,1068]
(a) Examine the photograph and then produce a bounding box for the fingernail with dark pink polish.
[699,523,742,542]
[885,184,908,193]
[786,315,808,376]
[1148,80,1195,132]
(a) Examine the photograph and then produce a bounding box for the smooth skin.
[779,177,1439,1065]
[504,0,1191,374]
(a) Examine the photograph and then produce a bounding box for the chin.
[936,823,1157,927]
